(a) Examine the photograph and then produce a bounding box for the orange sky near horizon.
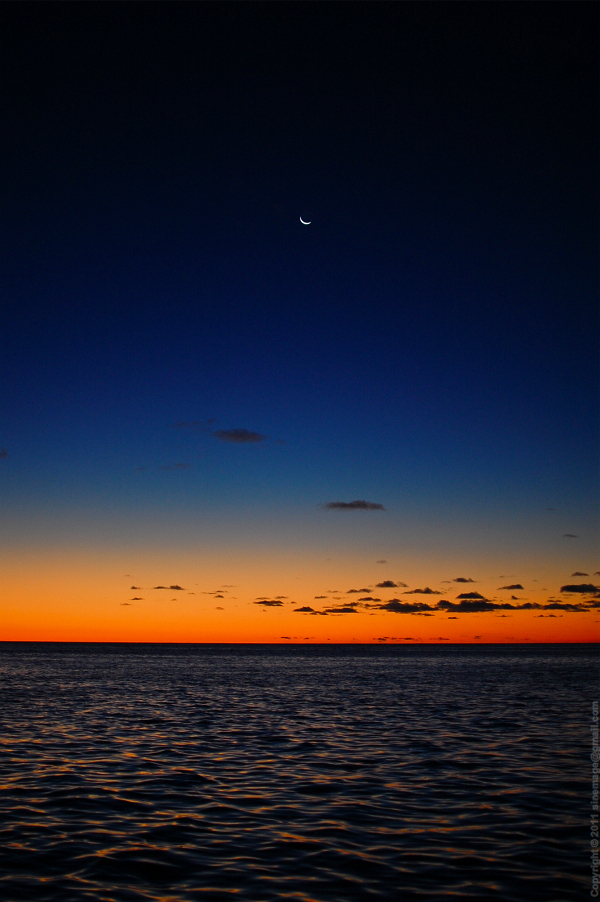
[2,544,598,644]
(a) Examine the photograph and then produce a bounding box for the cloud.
[0,448,8,459]
[456,591,486,600]
[294,606,316,613]
[347,587,372,593]
[314,595,327,599]
[130,586,142,590]
[498,584,524,590]
[376,580,407,588]
[213,428,266,443]
[216,606,224,610]
[571,571,589,577]
[120,602,131,606]
[404,587,442,595]
[448,616,458,619]
[153,585,185,590]
[453,577,475,583]
[159,463,190,471]
[324,500,385,510]
[560,583,599,594]
[323,606,359,614]
[376,560,387,564]
[437,599,497,612]
[375,599,436,613]
[563,534,579,538]
[254,600,284,607]
[358,596,380,602]
[542,601,589,611]
[281,636,290,639]
[130,597,144,600]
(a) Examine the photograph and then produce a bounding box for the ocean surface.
[0,643,596,901]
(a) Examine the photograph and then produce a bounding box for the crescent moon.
[300,216,311,225]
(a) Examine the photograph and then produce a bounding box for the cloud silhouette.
[453,577,475,583]
[456,591,486,600]
[130,586,142,590]
[498,584,524,590]
[560,583,599,594]
[376,560,387,564]
[0,448,8,460]
[563,534,579,538]
[375,599,436,613]
[130,597,144,600]
[294,606,316,613]
[571,571,589,576]
[213,428,266,443]
[347,587,372,593]
[404,587,442,595]
[254,600,284,607]
[376,580,407,588]
[153,585,185,590]
[323,605,359,614]
[437,599,497,612]
[324,500,385,510]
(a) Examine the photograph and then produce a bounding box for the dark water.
[0,643,596,901]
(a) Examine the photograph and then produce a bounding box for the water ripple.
[0,643,595,900]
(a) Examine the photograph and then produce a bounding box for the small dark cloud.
[510,596,520,600]
[281,636,290,639]
[213,428,266,443]
[324,500,385,511]
[294,606,316,613]
[215,606,224,610]
[159,463,190,471]
[314,595,327,599]
[376,599,435,613]
[376,580,405,588]
[543,601,588,611]
[324,606,359,614]
[358,596,380,602]
[275,596,288,600]
[130,597,144,601]
[130,586,141,590]
[436,637,449,641]
[347,587,372,593]
[254,600,284,607]
[571,571,589,577]
[456,591,486,600]
[473,636,481,640]
[560,583,599,594]
[563,534,579,538]
[153,585,185,590]
[376,560,387,564]
[438,599,496,612]
[214,594,224,598]
[453,577,475,583]
[448,616,458,619]
[404,587,442,595]
[120,602,131,606]
[0,448,8,460]
[498,584,524,590]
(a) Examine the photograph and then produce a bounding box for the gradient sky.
[1,3,598,643]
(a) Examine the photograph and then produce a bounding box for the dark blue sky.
[1,4,598,591]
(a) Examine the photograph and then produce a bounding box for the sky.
[1,3,598,643]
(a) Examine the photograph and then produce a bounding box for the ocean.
[0,642,596,900]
